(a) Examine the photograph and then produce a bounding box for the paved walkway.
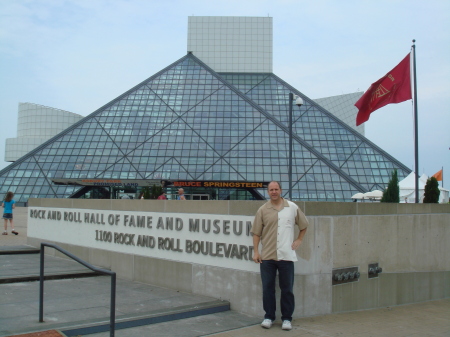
[1,208,449,337]
[10,300,447,337]
[207,299,450,337]
[0,207,28,247]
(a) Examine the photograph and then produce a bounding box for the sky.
[1,0,449,187]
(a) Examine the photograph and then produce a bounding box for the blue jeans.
[260,260,295,322]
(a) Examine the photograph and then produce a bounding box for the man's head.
[267,181,282,202]
[178,188,184,195]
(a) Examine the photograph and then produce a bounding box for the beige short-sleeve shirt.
[251,198,309,261]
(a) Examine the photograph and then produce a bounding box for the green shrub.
[141,186,151,199]
[381,169,400,203]
[150,185,163,199]
[423,177,440,203]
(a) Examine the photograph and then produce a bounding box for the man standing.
[177,188,186,200]
[251,181,308,330]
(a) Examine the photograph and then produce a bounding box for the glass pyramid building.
[0,53,411,202]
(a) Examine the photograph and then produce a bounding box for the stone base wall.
[27,199,450,318]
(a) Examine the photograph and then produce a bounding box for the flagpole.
[412,40,419,203]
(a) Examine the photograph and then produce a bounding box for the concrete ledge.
[0,245,40,254]
[333,271,450,312]
[134,255,193,293]
[61,300,231,337]
[229,200,266,216]
[304,202,357,216]
[25,199,450,318]
[192,264,262,314]
[27,198,450,215]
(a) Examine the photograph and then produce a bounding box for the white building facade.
[5,103,83,162]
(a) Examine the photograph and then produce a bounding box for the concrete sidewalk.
[1,208,449,337]
[0,207,28,247]
[2,298,449,337]
[75,299,448,337]
[0,208,260,337]
[0,254,255,337]
[207,299,450,337]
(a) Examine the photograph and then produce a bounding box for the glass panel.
[0,57,411,202]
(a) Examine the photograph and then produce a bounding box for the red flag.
[355,53,412,126]
[432,169,443,181]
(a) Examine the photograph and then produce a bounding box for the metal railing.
[39,242,116,337]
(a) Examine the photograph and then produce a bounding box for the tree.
[381,169,400,203]
[141,185,164,199]
[150,185,163,199]
[423,177,440,203]
[140,185,164,199]
[141,187,151,199]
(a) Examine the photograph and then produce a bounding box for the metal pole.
[110,273,116,337]
[412,40,419,203]
[39,244,44,322]
[289,92,293,200]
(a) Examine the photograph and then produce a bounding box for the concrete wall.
[27,199,450,318]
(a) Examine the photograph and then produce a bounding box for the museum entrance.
[52,179,269,200]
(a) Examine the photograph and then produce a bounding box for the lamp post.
[288,93,303,200]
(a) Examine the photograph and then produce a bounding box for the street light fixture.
[288,93,303,200]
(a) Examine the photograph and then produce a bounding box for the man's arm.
[292,207,309,250]
[291,227,307,250]
[252,234,262,263]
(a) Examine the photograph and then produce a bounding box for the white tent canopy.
[399,172,449,203]
[364,190,383,200]
[351,190,382,202]
[350,172,449,203]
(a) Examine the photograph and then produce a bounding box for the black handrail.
[39,242,116,337]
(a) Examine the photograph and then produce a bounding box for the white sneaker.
[282,320,292,330]
[261,319,272,329]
